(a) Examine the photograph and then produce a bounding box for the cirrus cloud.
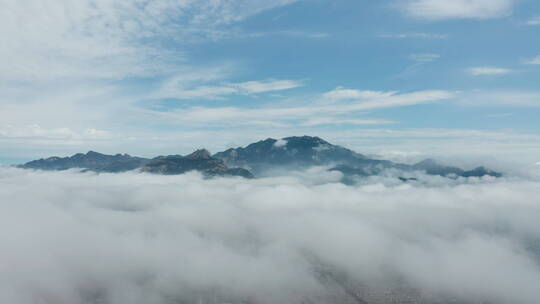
[526,56,540,65]
[468,67,513,76]
[397,0,515,20]
[526,16,540,25]
[0,0,299,83]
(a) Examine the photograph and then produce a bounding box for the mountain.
[18,151,150,173]
[214,136,501,179]
[19,150,253,178]
[412,158,502,178]
[213,136,395,174]
[141,149,253,178]
[18,136,501,180]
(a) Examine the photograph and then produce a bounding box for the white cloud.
[340,89,455,110]
[0,82,129,132]
[159,85,240,100]
[0,83,455,161]
[5,86,540,165]
[3,127,540,166]
[235,80,304,94]
[398,0,515,20]
[328,128,540,166]
[526,16,540,25]
[526,56,540,65]
[149,89,454,125]
[409,53,440,62]
[300,118,395,126]
[0,124,111,140]
[0,0,298,83]
[458,90,540,106]
[275,31,330,39]
[155,76,304,100]
[1,168,540,303]
[274,138,288,147]
[322,88,398,101]
[379,33,448,39]
[468,67,513,76]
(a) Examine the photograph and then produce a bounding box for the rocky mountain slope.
[141,149,253,178]
[19,150,252,178]
[214,136,501,179]
[18,151,149,173]
[18,135,501,180]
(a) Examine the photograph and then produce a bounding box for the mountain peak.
[414,158,439,168]
[283,135,328,146]
[185,149,212,160]
[86,151,103,157]
[213,135,369,175]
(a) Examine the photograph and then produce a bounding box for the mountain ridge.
[213,135,500,179]
[18,149,252,178]
[18,136,502,180]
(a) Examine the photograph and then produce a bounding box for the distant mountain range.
[214,136,501,179]
[19,149,253,178]
[141,149,253,178]
[18,135,501,180]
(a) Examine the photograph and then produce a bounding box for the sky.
[1,0,540,164]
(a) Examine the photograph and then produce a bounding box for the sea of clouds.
[1,166,540,304]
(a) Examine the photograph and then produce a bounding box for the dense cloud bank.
[1,167,540,304]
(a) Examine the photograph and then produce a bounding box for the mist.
[1,167,540,304]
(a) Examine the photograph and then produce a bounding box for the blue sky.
[1,0,540,164]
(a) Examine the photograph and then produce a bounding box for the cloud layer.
[527,56,540,65]
[468,67,512,76]
[0,0,297,82]
[1,168,540,303]
[398,0,515,20]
